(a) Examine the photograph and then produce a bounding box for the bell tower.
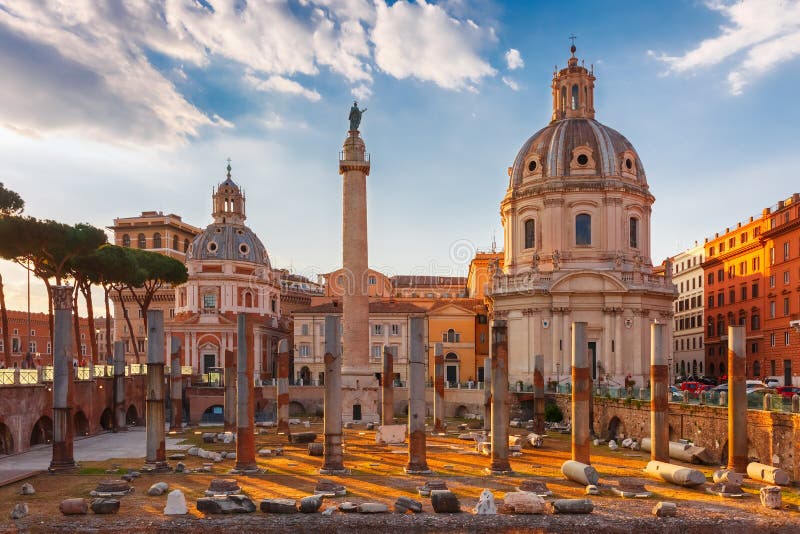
[551,42,596,121]
[212,160,246,225]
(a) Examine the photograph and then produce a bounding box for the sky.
[1,0,799,315]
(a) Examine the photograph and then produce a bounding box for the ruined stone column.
[340,129,378,423]
[650,323,669,463]
[534,354,545,434]
[405,316,430,474]
[490,320,511,473]
[49,285,76,472]
[234,314,258,473]
[321,316,347,474]
[143,310,169,472]
[276,340,290,433]
[382,346,394,425]
[223,349,236,432]
[728,325,747,473]
[169,340,182,431]
[113,341,127,432]
[571,321,591,464]
[433,342,445,431]
[483,356,492,431]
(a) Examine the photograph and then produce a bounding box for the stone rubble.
[759,486,782,509]
[430,490,461,513]
[652,501,677,517]
[473,488,497,515]
[358,503,389,513]
[299,495,323,513]
[164,490,188,515]
[196,495,256,514]
[502,491,545,514]
[551,499,594,514]
[9,503,28,520]
[20,483,35,495]
[394,496,423,514]
[147,482,169,496]
[260,498,298,514]
[60,498,89,515]
[90,498,120,514]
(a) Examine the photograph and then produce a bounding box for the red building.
[0,310,93,368]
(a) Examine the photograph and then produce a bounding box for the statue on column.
[349,101,367,131]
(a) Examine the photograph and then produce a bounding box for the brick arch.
[289,401,306,416]
[30,415,53,446]
[126,405,140,426]
[74,410,90,437]
[0,422,13,455]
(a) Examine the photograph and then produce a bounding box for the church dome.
[508,118,646,188]
[186,161,271,268]
[189,223,271,267]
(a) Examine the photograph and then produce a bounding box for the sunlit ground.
[1,418,798,526]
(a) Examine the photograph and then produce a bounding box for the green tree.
[0,183,24,366]
[73,245,143,362]
[113,248,186,362]
[0,218,106,356]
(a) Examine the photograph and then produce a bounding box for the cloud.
[351,84,373,101]
[0,0,499,145]
[244,71,322,102]
[505,48,524,70]
[650,0,800,95]
[502,76,519,91]
[372,0,496,91]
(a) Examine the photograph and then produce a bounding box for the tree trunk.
[80,281,97,365]
[0,273,10,366]
[45,281,53,358]
[116,287,139,363]
[103,285,112,363]
[72,287,82,365]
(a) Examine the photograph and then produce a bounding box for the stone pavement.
[0,427,185,480]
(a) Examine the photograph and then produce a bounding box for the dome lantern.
[212,159,246,225]
[551,43,595,121]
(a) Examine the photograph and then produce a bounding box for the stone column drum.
[113,341,127,432]
[728,325,747,473]
[483,356,492,431]
[224,349,236,432]
[433,343,445,431]
[571,322,591,465]
[143,310,169,472]
[339,128,378,423]
[170,342,182,431]
[276,341,290,433]
[490,320,511,473]
[321,316,347,474]
[234,314,258,473]
[49,285,76,472]
[650,323,669,462]
[405,317,430,474]
[533,354,545,434]
[382,347,394,425]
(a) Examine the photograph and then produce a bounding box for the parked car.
[669,385,683,401]
[711,383,728,393]
[776,386,800,399]
[680,381,711,397]
[765,378,781,388]
[698,376,718,386]
[747,387,778,408]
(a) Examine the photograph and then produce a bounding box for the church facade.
[489,46,676,389]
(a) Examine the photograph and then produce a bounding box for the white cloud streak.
[0,0,500,145]
[505,48,524,70]
[501,76,519,91]
[650,0,800,95]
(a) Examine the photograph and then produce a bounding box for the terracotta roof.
[428,298,484,313]
[292,300,426,315]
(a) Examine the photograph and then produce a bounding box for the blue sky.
[1,0,799,314]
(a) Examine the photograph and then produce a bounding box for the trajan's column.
[338,102,378,423]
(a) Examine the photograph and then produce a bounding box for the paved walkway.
[0,427,187,478]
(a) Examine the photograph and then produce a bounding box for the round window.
[207,241,218,253]
[528,160,537,172]
[214,227,222,233]
[577,154,589,165]
[625,158,633,170]
[236,229,244,236]
[239,243,250,255]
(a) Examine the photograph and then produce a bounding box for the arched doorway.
[30,416,53,446]
[289,401,306,416]
[445,352,459,386]
[607,416,626,441]
[74,411,89,436]
[99,408,113,430]
[201,405,224,424]
[126,405,139,426]
[0,423,13,455]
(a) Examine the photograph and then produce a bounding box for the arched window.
[244,292,253,308]
[719,362,725,375]
[524,219,535,249]
[445,352,458,361]
[153,233,161,249]
[751,312,760,330]
[122,234,130,247]
[692,360,697,375]
[172,235,179,250]
[560,86,567,113]
[184,239,189,252]
[137,233,146,249]
[709,362,715,376]
[707,318,714,338]
[575,214,591,245]
[680,361,686,375]
[699,362,703,374]
[753,360,761,377]
[571,84,579,110]
[629,217,639,249]
[447,329,456,343]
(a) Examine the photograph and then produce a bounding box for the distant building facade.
[670,244,705,379]
[0,310,93,368]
